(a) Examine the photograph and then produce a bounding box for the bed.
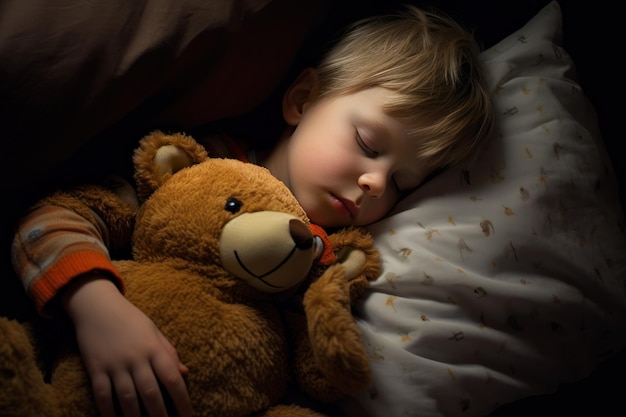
[1,1,624,416]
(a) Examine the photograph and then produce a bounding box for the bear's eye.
[224,197,242,214]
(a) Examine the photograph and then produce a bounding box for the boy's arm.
[11,180,136,317]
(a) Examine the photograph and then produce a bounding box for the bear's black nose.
[289,219,313,250]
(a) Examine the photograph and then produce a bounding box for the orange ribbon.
[308,223,336,265]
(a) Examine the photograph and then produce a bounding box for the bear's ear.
[133,130,208,202]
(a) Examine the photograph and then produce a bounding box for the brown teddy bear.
[0,131,381,417]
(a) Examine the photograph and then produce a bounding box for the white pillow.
[340,2,626,416]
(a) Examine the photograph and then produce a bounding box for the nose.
[358,171,387,198]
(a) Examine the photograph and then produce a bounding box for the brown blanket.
[1,0,329,196]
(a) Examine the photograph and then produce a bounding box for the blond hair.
[315,5,494,168]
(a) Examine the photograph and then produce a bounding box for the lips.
[332,194,359,219]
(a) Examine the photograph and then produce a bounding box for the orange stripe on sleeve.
[30,251,125,317]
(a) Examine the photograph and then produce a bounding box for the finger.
[133,365,168,417]
[112,372,142,417]
[152,354,193,417]
[179,362,190,375]
[90,372,117,417]
[159,332,189,374]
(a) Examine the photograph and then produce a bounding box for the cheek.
[290,128,352,178]
[291,145,334,175]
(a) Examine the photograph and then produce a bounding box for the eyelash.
[356,133,378,157]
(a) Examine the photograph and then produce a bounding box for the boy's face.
[280,87,433,228]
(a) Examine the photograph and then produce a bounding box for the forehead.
[344,88,406,135]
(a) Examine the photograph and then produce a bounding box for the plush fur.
[0,131,381,417]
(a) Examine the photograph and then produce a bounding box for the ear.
[282,67,320,126]
[133,130,209,202]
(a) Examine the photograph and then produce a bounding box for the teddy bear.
[0,131,381,417]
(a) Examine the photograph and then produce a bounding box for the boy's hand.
[61,274,193,417]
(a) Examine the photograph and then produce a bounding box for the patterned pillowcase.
[340,2,626,416]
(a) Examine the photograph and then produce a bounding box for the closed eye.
[391,175,401,193]
[392,170,423,196]
[391,175,413,197]
[356,133,378,157]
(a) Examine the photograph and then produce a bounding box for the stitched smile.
[232,245,299,288]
